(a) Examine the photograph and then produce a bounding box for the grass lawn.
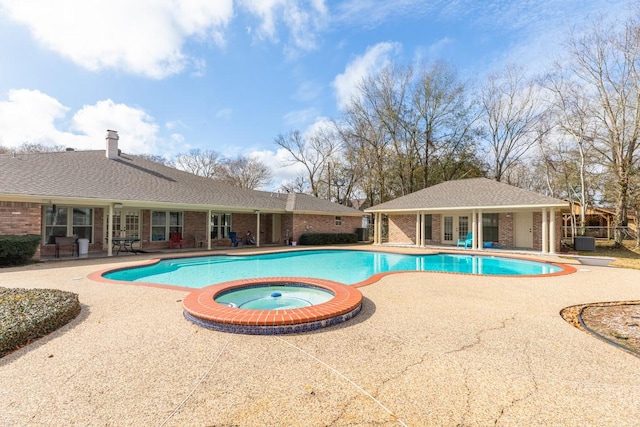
[579,239,640,270]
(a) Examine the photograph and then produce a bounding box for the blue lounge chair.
[456,232,473,248]
[229,232,242,247]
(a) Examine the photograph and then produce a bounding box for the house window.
[211,213,232,239]
[423,214,432,240]
[44,206,93,243]
[335,216,342,226]
[151,211,183,241]
[483,213,499,242]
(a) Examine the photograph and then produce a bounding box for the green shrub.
[0,235,41,266]
[298,233,358,245]
[0,287,81,358]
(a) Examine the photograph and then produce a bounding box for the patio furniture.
[111,237,140,255]
[55,236,78,258]
[193,233,207,248]
[229,232,242,247]
[168,232,185,249]
[456,232,473,248]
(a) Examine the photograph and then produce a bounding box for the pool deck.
[1,245,640,426]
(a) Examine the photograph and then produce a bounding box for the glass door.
[443,216,454,243]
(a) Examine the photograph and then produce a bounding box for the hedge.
[298,233,358,245]
[0,287,81,358]
[0,235,41,266]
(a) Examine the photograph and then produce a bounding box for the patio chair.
[193,233,207,248]
[55,236,78,258]
[168,232,185,249]
[456,232,473,249]
[229,232,242,247]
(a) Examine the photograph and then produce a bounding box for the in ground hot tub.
[182,277,362,335]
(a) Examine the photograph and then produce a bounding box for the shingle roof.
[365,177,568,212]
[0,150,362,215]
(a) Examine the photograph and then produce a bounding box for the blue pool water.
[215,284,334,309]
[103,250,563,288]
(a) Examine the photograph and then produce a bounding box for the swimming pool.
[102,249,569,288]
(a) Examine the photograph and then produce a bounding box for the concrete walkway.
[1,250,639,426]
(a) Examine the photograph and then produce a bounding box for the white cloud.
[238,0,328,52]
[215,107,233,120]
[250,147,306,189]
[333,41,401,109]
[283,108,320,127]
[0,89,166,154]
[0,0,234,79]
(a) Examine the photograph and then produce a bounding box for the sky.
[0,0,635,189]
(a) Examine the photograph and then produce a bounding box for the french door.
[443,215,469,244]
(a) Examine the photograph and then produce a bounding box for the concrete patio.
[1,248,639,426]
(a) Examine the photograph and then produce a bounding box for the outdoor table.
[111,237,141,255]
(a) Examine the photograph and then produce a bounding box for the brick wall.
[0,201,43,257]
[291,214,362,242]
[388,214,416,244]
[0,201,42,235]
[498,212,514,248]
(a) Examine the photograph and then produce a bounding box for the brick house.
[365,178,568,254]
[0,130,364,258]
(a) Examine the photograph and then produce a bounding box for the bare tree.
[411,60,481,187]
[561,17,640,245]
[274,128,339,198]
[218,155,273,190]
[174,149,223,178]
[135,153,174,166]
[479,65,545,182]
[279,175,308,194]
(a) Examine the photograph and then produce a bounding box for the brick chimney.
[106,130,119,159]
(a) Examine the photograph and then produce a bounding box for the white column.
[255,212,261,247]
[415,213,421,247]
[206,210,212,250]
[376,213,382,245]
[107,205,114,257]
[549,208,556,254]
[477,210,483,250]
[471,210,478,250]
[541,208,548,253]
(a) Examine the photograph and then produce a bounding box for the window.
[423,215,432,240]
[44,206,93,243]
[483,213,499,242]
[151,211,183,241]
[335,216,342,226]
[211,213,232,239]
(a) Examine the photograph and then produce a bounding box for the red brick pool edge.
[181,277,363,334]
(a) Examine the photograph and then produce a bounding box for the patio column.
[542,208,548,254]
[107,204,114,257]
[255,211,261,247]
[477,210,483,250]
[549,208,556,254]
[206,209,212,250]
[372,213,377,244]
[471,210,477,250]
[415,213,421,247]
[375,212,381,245]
